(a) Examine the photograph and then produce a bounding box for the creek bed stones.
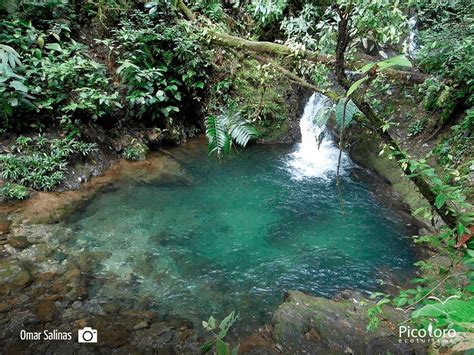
[0,223,202,353]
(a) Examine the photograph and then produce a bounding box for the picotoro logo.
[399,323,457,344]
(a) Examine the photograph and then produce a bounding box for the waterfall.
[407,16,418,55]
[286,93,349,180]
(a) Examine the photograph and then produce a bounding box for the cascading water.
[63,92,418,334]
[67,113,417,332]
[286,93,349,180]
[407,16,418,55]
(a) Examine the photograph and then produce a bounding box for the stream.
[64,94,417,332]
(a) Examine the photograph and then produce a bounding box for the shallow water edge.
[0,137,430,353]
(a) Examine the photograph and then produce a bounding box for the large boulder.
[269,291,427,354]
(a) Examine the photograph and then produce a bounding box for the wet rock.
[36,271,57,283]
[83,299,104,315]
[130,328,177,351]
[165,316,194,330]
[54,300,66,310]
[133,320,149,330]
[304,327,321,342]
[51,279,72,295]
[4,244,16,255]
[120,309,157,322]
[11,224,72,248]
[64,264,81,281]
[158,330,175,344]
[73,250,110,273]
[270,290,425,354]
[36,259,66,275]
[71,300,83,310]
[100,326,129,348]
[150,322,172,335]
[74,318,87,329]
[16,244,53,262]
[0,258,31,295]
[0,220,11,236]
[4,343,30,355]
[8,235,29,249]
[101,302,120,314]
[156,345,177,355]
[0,302,12,313]
[35,300,57,322]
[114,345,143,355]
[240,331,278,354]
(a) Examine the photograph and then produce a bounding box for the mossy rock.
[271,291,428,354]
[349,129,430,222]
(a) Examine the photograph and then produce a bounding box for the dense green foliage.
[0,0,472,349]
[110,9,210,121]
[414,0,473,121]
[0,0,220,198]
[0,135,96,190]
[0,18,117,130]
[205,109,258,157]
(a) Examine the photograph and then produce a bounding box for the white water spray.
[407,16,418,55]
[286,93,349,180]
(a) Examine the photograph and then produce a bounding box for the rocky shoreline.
[0,137,441,354]
[0,96,464,353]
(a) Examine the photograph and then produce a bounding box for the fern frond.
[205,111,258,157]
[223,112,259,148]
[205,115,231,157]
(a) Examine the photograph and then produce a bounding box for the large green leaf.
[10,80,28,93]
[412,298,474,329]
[223,112,258,149]
[355,62,375,74]
[218,311,237,338]
[313,106,331,127]
[377,55,412,71]
[335,99,359,128]
[347,76,368,97]
[216,337,229,355]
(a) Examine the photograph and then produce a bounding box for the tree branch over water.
[175,0,458,229]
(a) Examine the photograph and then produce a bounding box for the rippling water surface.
[66,93,417,331]
[68,141,416,330]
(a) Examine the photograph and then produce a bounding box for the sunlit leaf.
[347,76,368,97]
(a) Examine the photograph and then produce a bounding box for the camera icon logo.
[78,327,98,343]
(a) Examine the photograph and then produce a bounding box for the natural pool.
[66,128,417,332]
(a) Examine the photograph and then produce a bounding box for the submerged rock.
[0,257,31,295]
[35,299,57,322]
[8,235,29,249]
[133,320,149,330]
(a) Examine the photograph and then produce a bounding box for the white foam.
[286,93,350,180]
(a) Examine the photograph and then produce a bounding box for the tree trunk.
[332,7,457,229]
[176,0,458,229]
